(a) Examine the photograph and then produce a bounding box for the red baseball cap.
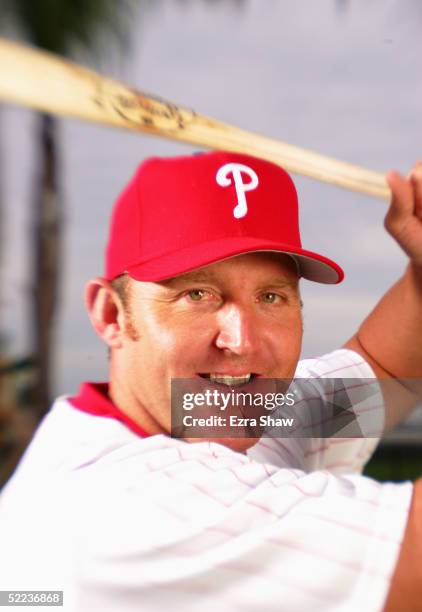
[105,151,343,284]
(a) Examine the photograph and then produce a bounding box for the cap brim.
[125,237,344,284]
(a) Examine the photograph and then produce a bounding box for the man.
[0,151,421,611]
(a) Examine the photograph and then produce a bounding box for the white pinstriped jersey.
[0,350,412,611]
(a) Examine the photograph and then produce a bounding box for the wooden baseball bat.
[0,37,390,200]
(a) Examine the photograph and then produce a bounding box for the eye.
[261,292,279,304]
[187,289,207,301]
[182,287,220,305]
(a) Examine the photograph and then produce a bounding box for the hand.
[385,162,422,268]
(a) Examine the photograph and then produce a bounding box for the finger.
[409,161,422,221]
[384,170,414,233]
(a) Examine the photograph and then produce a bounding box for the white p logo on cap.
[216,163,259,219]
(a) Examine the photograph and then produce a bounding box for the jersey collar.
[69,382,151,439]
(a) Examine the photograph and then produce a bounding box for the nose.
[214,303,258,355]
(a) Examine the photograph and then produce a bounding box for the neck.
[108,368,167,436]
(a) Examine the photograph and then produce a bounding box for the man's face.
[111,252,303,451]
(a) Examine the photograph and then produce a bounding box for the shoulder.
[295,348,376,379]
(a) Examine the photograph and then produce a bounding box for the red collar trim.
[69,382,151,439]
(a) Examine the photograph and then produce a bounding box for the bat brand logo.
[216,163,259,219]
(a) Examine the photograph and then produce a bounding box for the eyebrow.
[161,273,298,289]
[258,278,299,289]
[160,272,217,288]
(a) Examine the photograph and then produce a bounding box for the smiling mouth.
[199,373,257,386]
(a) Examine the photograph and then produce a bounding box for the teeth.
[209,373,252,386]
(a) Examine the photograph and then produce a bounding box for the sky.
[1,0,422,403]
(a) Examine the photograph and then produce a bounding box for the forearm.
[384,478,422,612]
[357,262,422,379]
[344,263,422,432]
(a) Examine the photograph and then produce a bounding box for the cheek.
[270,313,303,360]
[135,313,202,365]
[289,316,303,356]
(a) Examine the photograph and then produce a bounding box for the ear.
[84,278,125,349]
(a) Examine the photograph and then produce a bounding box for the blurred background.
[1,0,421,486]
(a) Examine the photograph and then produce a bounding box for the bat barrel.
[0,37,390,201]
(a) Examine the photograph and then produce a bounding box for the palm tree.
[0,0,138,418]
[0,0,246,488]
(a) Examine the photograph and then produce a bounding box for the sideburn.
[125,313,141,342]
